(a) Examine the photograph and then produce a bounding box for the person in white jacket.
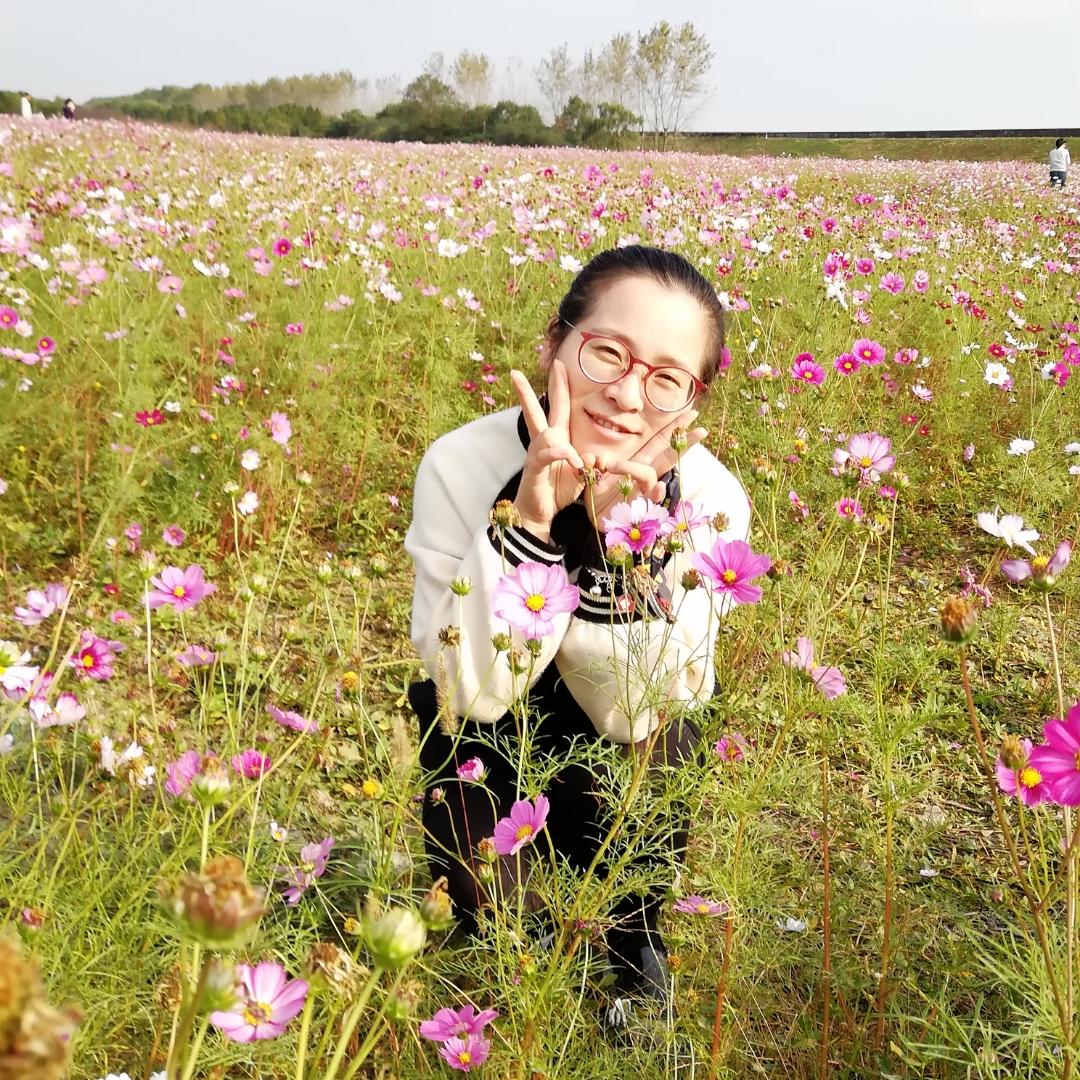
[405,245,753,1021]
[1050,138,1071,188]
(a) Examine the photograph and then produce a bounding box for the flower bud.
[385,980,422,1022]
[507,649,529,676]
[766,558,791,582]
[369,554,389,578]
[670,427,689,453]
[603,544,634,570]
[939,596,978,643]
[489,500,522,529]
[419,877,455,932]
[340,670,359,693]
[250,573,269,594]
[524,637,543,657]
[998,734,1027,771]
[580,465,602,488]
[158,855,265,949]
[491,632,512,653]
[316,562,333,582]
[365,908,427,970]
[680,568,702,591]
[477,837,497,863]
[449,576,472,596]
[617,475,635,497]
[238,586,254,602]
[196,959,239,1014]
[191,758,231,808]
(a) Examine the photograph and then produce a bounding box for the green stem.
[293,989,316,1080]
[178,1017,210,1080]
[321,966,384,1080]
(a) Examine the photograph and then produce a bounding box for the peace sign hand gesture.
[510,361,585,542]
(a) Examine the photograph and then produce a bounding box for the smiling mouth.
[587,411,635,435]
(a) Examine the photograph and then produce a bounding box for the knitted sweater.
[405,406,752,744]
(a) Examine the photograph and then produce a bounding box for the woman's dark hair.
[1057,137,1067,148]
[548,245,727,385]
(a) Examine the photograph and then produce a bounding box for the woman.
[405,246,752,1023]
[1050,137,1070,189]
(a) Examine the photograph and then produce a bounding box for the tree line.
[1,23,712,149]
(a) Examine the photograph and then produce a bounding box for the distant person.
[1049,137,1070,189]
[19,92,32,119]
[62,98,76,120]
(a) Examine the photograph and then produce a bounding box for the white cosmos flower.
[1008,437,1035,456]
[237,490,259,516]
[1065,442,1080,454]
[240,449,261,471]
[984,362,1009,386]
[559,254,583,273]
[976,506,1040,554]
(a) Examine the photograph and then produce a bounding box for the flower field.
[1,117,1079,1079]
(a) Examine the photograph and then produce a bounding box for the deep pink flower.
[146,565,217,612]
[833,353,862,376]
[1029,703,1080,805]
[14,583,69,627]
[135,409,164,427]
[879,272,905,295]
[419,1004,499,1042]
[602,497,669,554]
[456,757,486,783]
[209,961,308,1042]
[231,749,272,779]
[278,836,334,904]
[273,237,293,257]
[855,257,875,275]
[439,1034,491,1072]
[674,895,731,917]
[491,562,579,640]
[1002,540,1071,589]
[37,336,56,355]
[845,432,896,476]
[996,738,1051,806]
[690,538,772,605]
[71,630,122,680]
[284,322,304,335]
[835,498,864,521]
[790,353,826,386]
[781,636,847,699]
[492,795,549,856]
[162,524,186,548]
[0,306,18,329]
[164,750,204,796]
[266,702,319,734]
[851,338,885,365]
[713,732,749,761]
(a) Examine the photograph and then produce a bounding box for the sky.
[10,0,1080,132]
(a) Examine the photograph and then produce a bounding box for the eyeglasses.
[562,321,706,413]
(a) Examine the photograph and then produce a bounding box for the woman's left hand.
[580,409,709,531]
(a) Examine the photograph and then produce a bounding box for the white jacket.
[1049,146,1071,171]
[405,406,753,744]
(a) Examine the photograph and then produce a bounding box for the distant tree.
[401,74,461,111]
[452,51,492,107]
[633,21,713,147]
[485,100,553,145]
[599,33,635,109]
[576,50,604,106]
[422,52,446,81]
[556,95,640,147]
[373,75,402,110]
[534,44,575,122]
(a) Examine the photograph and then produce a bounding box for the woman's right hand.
[509,361,584,541]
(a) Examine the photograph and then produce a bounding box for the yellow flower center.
[721,569,738,584]
[173,585,187,597]
[802,370,814,380]
[1033,556,1049,572]
[629,525,642,541]
[696,902,709,914]
[458,1052,472,1065]
[514,824,534,842]
[81,653,95,667]
[525,593,546,612]
[1020,766,1042,789]
[859,456,873,468]
[242,1000,273,1026]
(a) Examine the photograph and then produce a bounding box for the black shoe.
[607,927,671,1004]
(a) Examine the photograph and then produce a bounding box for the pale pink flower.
[781,636,847,699]
[491,562,579,639]
[209,961,308,1042]
[602,498,669,554]
[146,565,217,612]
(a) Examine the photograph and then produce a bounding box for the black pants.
[410,664,701,947]
[1051,170,1067,188]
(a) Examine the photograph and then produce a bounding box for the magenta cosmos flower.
[1029,703,1080,805]
[279,836,334,905]
[996,738,1051,806]
[491,562,579,640]
[266,702,319,733]
[439,1033,491,1072]
[71,630,122,680]
[674,895,731,917]
[146,564,217,612]
[272,237,293,257]
[231,749,272,779]
[1002,540,1071,590]
[162,523,186,547]
[713,732,750,761]
[165,749,208,797]
[209,961,308,1043]
[419,1003,499,1042]
[781,637,847,700]
[690,538,772,605]
[851,338,885,366]
[846,432,896,476]
[790,353,826,386]
[456,756,486,783]
[492,794,550,856]
[602,497,669,554]
[833,353,862,376]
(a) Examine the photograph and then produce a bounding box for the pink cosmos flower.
[674,895,731,917]
[845,432,896,476]
[176,643,217,667]
[879,272,905,295]
[492,794,550,856]
[851,338,885,365]
[135,409,164,427]
[789,490,809,520]
[209,961,308,1043]
[266,702,319,734]
[713,732,749,761]
[491,562,579,640]
[14,583,69,627]
[29,691,86,729]
[439,1034,491,1072]
[660,500,711,538]
[602,497,669,554]
[278,836,334,904]
[855,257,875,275]
[232,749,272,779]
[146,565,217,612]
[268,411,292,447]
[996,738,1051,806]
[456,757,486,783]
[912,270,930,292]
[833,353,862,376]
[1029,703,1080,805]
[165,750,204,796]
[1001,540,1071,589]
[162,524,186,547]
[37,336,56,355]
[791,353,826,386]
[782,637,847,699]
[835,498,864,521]
[157,275,183,294]
[71,630,122,680]
[284,322,304,335]
[419,1004,499,1042]
[690,538,772,605]
[273,237,293,257]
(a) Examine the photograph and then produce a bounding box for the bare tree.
[534,44,575,122]
[422,52,446,81]
[373,75,402,110]
[599,33,635,109]
[633,21,713,147]
[452,50,492,107]
[576,49,603,106]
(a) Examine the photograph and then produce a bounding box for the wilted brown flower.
[305,942,358,996]
[998,734,1027,772]
[438,625,461,648]
[419,877,455,932]
[489,500,522,530]
[940,595,978,643]
[158,855,265,949]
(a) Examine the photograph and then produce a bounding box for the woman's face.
[543,275,711,462]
